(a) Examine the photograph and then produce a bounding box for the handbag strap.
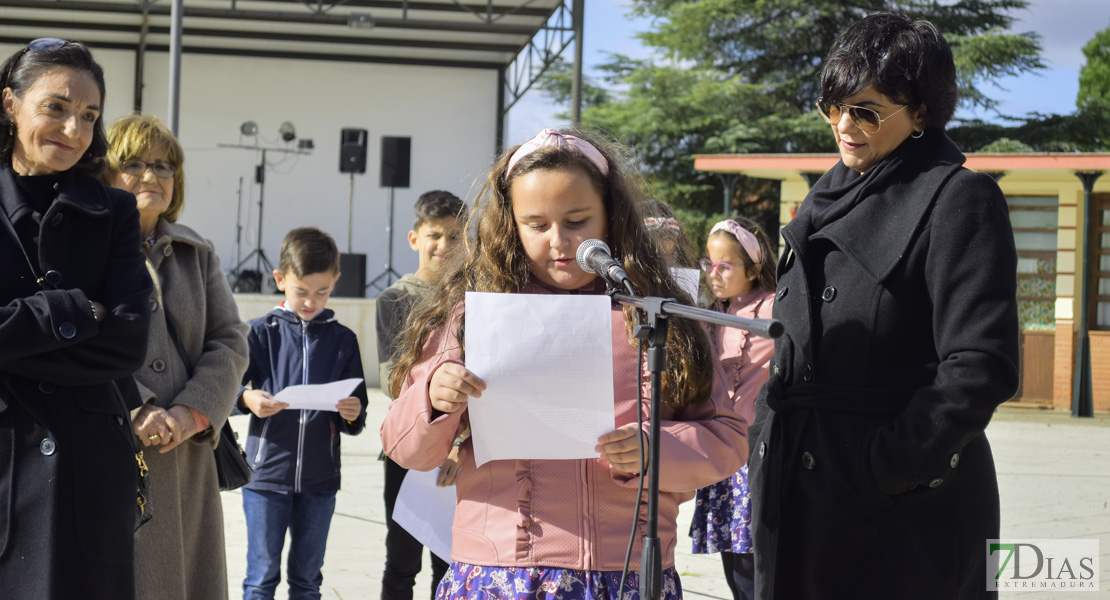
[163,308,194,377]
[0,204,44,287]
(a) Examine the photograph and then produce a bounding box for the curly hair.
[389,128,715,410]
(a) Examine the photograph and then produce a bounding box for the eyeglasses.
[816,99,907,134]
[120,159,176,179]
[1,38,71,89]
[699,258,735,277]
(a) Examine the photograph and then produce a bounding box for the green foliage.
[948,99,1110,151]
[976,137,1034,152]
[536,0,1046,224]
[1078,26,1110,107]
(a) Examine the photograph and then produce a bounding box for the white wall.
[1,43,499,293]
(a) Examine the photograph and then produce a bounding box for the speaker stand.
[347,172,355,253]
[367,186,402,294]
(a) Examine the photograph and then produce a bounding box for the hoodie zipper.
[294,318,309,493]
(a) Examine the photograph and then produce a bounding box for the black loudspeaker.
[334,253,366,298]
[339,128,367,174]
[380,136,411,188]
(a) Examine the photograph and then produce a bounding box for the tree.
[1078,25,1110,107]
[542,1,1044,237]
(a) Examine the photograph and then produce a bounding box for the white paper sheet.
[392,468,456,562]
[271,378,363,411]
[464,291,615,467]
[671,266,702,302]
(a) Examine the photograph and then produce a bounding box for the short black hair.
[0,40,108,174]
[820,13,957,132]
[278,227,340,278]
[413,190,466,230]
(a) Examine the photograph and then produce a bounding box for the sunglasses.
[120,159,176,179]
[1,38,71,90]
[699,258,735,277]
[816,99,907,134]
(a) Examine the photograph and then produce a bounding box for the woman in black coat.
[0,40,152,597]
[747,14,1019,600]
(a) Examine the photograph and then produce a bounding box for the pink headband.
[644,216,681,232]
[710,220,762,265]
[505,128,609,179]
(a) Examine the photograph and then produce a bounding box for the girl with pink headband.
[382,127,746,600]
[690,216,777,600]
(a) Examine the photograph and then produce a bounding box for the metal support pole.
[1072,171,1102,418]
[167,0,183,135]
[133,7,149,112]
[347,172,355,254]
[496,68,506,154]
[570,0,584,126]
[719,173,739,217]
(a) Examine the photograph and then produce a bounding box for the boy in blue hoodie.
[238,226,368,600]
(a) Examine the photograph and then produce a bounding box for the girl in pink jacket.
[380,128,747,600]
[689,218,777,600]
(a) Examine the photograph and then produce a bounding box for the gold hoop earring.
[911,129,924,139]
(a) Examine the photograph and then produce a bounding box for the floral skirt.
[689,464,752,554]
[434,562,682,600]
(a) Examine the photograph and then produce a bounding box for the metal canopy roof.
[0,0,579,131]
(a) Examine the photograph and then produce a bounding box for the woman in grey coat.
[104,112,249,600]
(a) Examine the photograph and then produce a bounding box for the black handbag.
[163,310,253,491]
[1,204,153,530]
[214,419,252,490]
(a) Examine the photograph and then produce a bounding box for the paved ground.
[222,392,1110,599]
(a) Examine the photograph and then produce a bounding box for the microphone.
[576,239,631,289]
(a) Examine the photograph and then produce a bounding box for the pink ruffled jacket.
[380,283,747,571]
[717,288,776,426]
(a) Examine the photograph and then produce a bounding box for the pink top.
[716,288,776,426]
[380,282,747,571]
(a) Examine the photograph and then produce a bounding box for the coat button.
[151,359,166,373]
[43,270,62,286]
[801,451,816,470]
[58,322,77,339]
[949,454,960,468]
[50,213,63,227]
[776,287,788,301]
[40,438,56,456]
[38,381,55,394]
[929,478,944,488]
[758,441,766,458]
[163,244,173,257]
[821,286,836,302]
[802,364,813,382]
[149,298,159,312]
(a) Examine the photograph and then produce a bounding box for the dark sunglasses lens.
[28,38,68,51]
[850,106,881,132]
[817,101,835,121]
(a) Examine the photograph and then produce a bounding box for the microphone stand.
[607,289,782,600]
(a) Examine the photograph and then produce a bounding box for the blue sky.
[507,0,1110,144]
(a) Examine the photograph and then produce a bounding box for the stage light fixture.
[279,122,296,142]
[240,121,258,136]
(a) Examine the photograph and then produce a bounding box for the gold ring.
[148,434,160,441]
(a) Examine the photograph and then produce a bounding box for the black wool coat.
[748,134,1020,600]
[0,166,152,599]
